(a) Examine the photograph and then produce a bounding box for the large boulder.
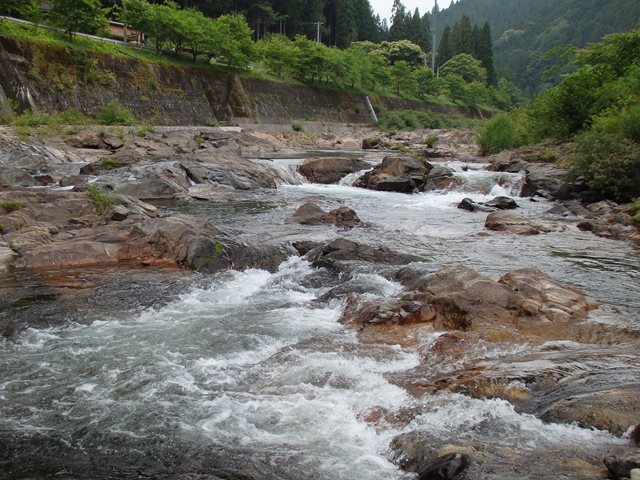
[355,264,598,339]
[288,202,362,228]
[5,209,288,273]
[389,431,473,478]
[297,157,370,184]
[182,152,278,190]
[485,196,518,210]
[457,198,492,213]
[0,167,36,187]
[306,238,417,265]
[64,128,106,149]
[356,155,430,193]
[423,165,462,191]
[540,385,640,436]
[499,268,597,322]
[604,450,640,479]
[488,147,572,199]
[340,297,437,328]
[329,206,361,227]
[94,161,191,201]
[289,202,331,225]
[485,210,549,235]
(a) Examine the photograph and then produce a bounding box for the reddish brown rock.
[297,157,369,184]
[485,210,550,235]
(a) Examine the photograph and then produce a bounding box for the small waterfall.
[255,158,308,185]
[339,168,372,186]
[447,162,525,197]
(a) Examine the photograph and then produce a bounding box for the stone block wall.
[0,36,486,126]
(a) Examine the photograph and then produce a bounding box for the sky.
[369,0,441,23]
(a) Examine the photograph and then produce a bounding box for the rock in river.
[485,210,550,235]
[297,157,369,184]
[356,155,430,193]
[289,202,361,228]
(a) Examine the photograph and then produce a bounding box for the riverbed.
[1,151,638,479]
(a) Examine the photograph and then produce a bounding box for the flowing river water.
[1,152,639,479]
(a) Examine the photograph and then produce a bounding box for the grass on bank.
[0,201,27,212]
[86,185,120,216]
[377,109,477,132]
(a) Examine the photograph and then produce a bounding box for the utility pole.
[431,0,438,74]
[313,21,323,43]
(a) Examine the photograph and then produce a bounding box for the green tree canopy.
[51,0,108,40]
[213,14,256,68]
[0,0,40,19]
[440,53,487,83]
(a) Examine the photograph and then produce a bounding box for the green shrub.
[86,185,120,216]
[137,122,155,136]
[11,112,55,127]
[96,100,135,126]
[0,201,27,212]
[377,109,469,131]
[365,136,380,148]
[100,158,118,169]
[206,117,220,127]
[57,109,89,125]
[477,114,527,155]
[630,202,640,225]
[422,133,438,148]
[569,131,640,203]
[291,122,304,132]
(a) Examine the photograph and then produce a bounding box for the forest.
[478,28,640,203]
[1,0,520,110]
[4,0,640,97]
[436,0,640,93]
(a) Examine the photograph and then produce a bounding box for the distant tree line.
[433,0,640,93]
[438,15,495,85]
[0,0,522,110]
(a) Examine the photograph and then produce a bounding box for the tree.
[0,0,40,20]
[258,34,299,78]
[51,0,108,40]
[452,14,473,55]
[390,60,415,94]
[324,0,357,48]
[179,8,215,61]
[414,66,447,98]
[438,25,453,67]
[213,14,256,69]
[388,2,409,41]
[291,34,326,82]
[117,0,151,33]
[143,2,179,54]
[375,40,425,68]
[477,22,496,85]
[440,53,487,83]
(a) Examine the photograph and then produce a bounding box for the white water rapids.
[1,159,638,479]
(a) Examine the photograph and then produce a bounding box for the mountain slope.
[436,0,640,92]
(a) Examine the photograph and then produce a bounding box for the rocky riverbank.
[1,124,639,479]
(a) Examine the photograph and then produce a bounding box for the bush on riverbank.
[568,104,640,202]
[377,109,472,131]
[477,28,640,203]
[477,113,528,155]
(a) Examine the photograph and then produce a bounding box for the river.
[0,154,638,479]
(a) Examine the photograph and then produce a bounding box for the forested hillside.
[436,0,640,93]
